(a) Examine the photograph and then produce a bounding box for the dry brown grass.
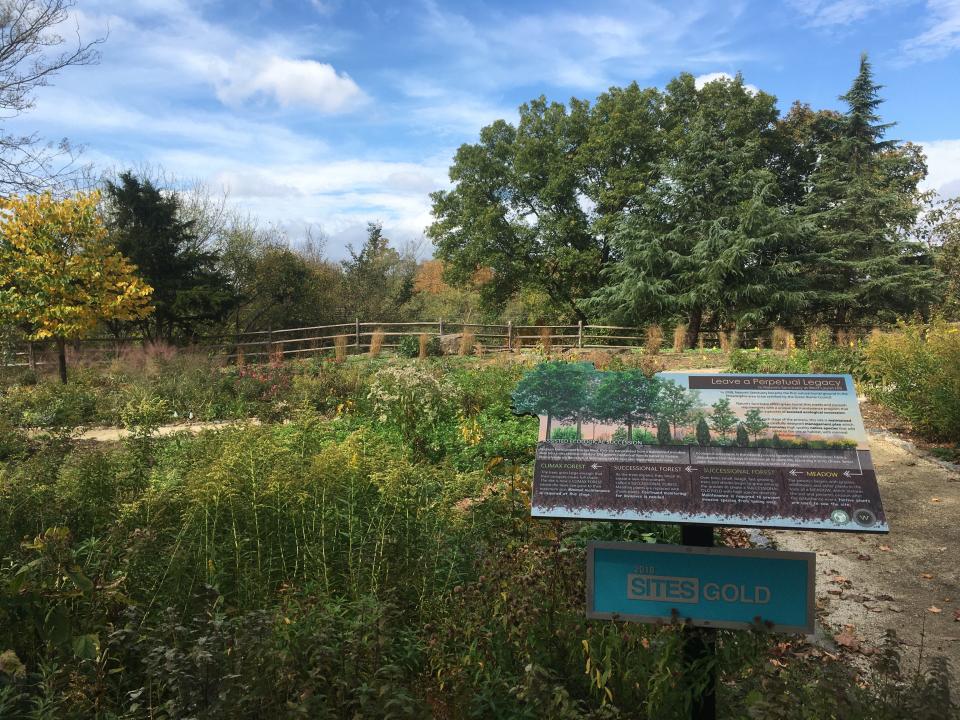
[539,327,552,354]
[269,342,285,364]
[645,324,663,355]
[771,326,796,351]
[835,328,854,347]
[459,330,476,356]
[369,328,385,357]
[672,324,687,353]
[418,333,428,359]
[334,335,347,363]
[111,340,178,375]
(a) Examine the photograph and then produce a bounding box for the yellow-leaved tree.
[0,192,153,383]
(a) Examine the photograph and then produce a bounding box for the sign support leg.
[681,524,716,720]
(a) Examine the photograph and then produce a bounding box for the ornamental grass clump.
[772,326,796,351]
[334,335,347,363]
[645,324,663,355]
[369,328,385,357]
[539,327,552,354]
[672,324,687,353]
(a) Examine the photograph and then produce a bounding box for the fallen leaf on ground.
[929,606,942,614]
[876,594,895,601]
[827,589,843,596]
[921,573,934,579]
[953,610,960,622]
[831,575,848,583]
[931,497,942,503]
[889,605,903,613]
[879,545,892,552]
[834,628,860,651]
[857,553,872,561]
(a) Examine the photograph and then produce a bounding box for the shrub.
[397,334,420,358]
[367,364,460,452]
[865,322,960,441]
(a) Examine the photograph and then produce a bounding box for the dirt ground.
[767,429,960,682]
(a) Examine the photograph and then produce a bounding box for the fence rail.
[1,319,885,368]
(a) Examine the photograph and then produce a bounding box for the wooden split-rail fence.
[2,320,879,368]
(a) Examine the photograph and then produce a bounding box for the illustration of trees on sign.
[653,380,701,441]
[709,398,738,440]
[512,361,594,439]
[743,408,770,444]
[589,369,660,441]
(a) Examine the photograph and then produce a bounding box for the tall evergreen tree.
[104,171,234,341]
[799,54,936,326]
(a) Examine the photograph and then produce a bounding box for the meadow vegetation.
[1,327,958,718]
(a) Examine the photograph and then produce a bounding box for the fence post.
[439,318,444,337]
[507,321,513,352]
[27,341,36,371]
[267,326,274,361]
[355,318,360,349]
[578,320,583,349]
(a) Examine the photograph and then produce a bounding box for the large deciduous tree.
[0,191,153,382]
[0,0,103,193]
[583,73,809,345]
[428,98,598,321]
[103,171,234,342]
[799,54,936,326]
[919,195,960,318]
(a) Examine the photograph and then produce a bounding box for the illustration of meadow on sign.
[512,362,859,449]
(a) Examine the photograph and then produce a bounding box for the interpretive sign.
[587,542,815,633]
[513,365,887,532]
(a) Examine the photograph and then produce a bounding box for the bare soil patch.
[768,431,960,685]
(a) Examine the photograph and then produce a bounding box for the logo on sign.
[627,574,699,604]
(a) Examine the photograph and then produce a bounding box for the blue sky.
[13,0,960,258]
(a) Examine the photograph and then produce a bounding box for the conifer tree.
[799,54,936,326]
[583,73,808,345]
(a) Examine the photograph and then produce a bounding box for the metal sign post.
[682,524,716,720]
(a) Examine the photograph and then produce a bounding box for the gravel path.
[767,431,960,682]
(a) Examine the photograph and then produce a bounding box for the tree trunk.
[626,415,633,442]
[576,415,582,440]
[685,307,703,349]
[27,342,36,371]
[56,337,68,384]
[545,413,552,440]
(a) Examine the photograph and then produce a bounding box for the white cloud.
[420,1,753,92]
[901,0,960,62]
[693,71,759,93]
[213,54,366,112]
[788,0,907,28]
[918,138,960,198]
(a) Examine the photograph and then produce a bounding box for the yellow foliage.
[0,192,153,341]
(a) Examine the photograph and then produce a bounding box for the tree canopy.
[103,171,234,342]
[0,191,153,381]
